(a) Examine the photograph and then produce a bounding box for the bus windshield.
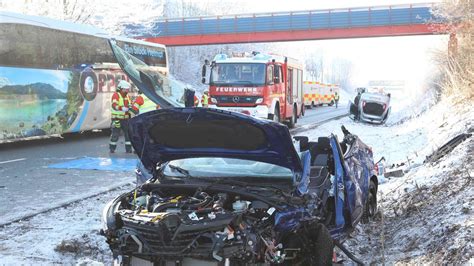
[210,63,265,86]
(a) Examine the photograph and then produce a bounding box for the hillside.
[0,83,67,100]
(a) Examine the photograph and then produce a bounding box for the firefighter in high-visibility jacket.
[109,80,133,153]
[201,91,210,107]
[131,92,159,114]
[334,92,340,108]
[194,94,200,107]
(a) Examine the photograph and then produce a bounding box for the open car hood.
[128,108,303,174]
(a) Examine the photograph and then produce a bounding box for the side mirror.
[201,63,207,84]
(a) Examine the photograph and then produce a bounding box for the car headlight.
[255,98,264,104]
[210,97,217,104]
[101,199,115,232]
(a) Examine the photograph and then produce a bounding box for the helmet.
[118,80,131,92]
[204,90,209,94]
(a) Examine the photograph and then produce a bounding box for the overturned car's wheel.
[362,179,377,223]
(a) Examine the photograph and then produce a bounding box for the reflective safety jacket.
[133,94,157,114]
[334,94,340,101]
[111,92,131,119]
[201,94,209,107]
[194,95,199,107]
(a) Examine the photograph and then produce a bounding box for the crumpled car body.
[101,108,378,265]
[358,92,391,124]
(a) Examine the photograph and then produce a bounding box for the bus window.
[0,23,167,70]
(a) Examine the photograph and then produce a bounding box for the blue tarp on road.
[48,157,138,172]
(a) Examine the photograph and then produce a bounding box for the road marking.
[0,158,26,165]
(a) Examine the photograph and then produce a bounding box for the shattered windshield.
[210,63,266,86]
[163,157,292,180]
[109,39,185,107]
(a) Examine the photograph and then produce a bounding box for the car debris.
[424,133,472,163]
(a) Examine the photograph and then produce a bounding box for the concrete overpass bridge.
[133,3,445,46]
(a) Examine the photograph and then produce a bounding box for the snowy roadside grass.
[0,184,133,265]
[313,98,473,264]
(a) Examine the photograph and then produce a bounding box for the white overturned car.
[350,89,391,124]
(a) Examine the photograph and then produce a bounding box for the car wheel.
[310,101,315,108]
[309,223,334,265]
[301,104,305,116]
[328,100,335,106]
[283,223,333,266]
[268,105,280,123]
[362,179,377,223]
[288,107,297,128]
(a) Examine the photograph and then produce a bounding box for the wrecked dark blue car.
[101,107,378,266]
[101,40,378,265]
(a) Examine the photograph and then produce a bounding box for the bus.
[203,52,304,128]
[0,11,185,143]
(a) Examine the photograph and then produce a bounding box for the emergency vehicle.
[202,52,304,128]
[303,81,340,108]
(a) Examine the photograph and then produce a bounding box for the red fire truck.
[201,52,304,128]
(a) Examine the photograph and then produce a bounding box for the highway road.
[0,106,347,226]
[297,104,348,126]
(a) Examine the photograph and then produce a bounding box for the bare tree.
[431,0,473,101]
[305,52,324,81]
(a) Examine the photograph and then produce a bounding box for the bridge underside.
[144,24,441,46]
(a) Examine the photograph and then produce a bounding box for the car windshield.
[210,63,265,86]
[163,157,293,180]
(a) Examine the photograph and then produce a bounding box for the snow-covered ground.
[313,97,473,264]
[0,96,472,265]
[0,184,134,265]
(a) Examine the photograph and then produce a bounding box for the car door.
[341,136,372,226]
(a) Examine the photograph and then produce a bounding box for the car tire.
[301,104,305,116]
[309,223,334,266]
[328,100,335,106]
[284,223,333,266]
[362,179,377,223]
[268,105,280,123]
[288,107,297,128]
[311,101,315,108]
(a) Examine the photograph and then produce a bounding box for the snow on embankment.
[305,96,473,264]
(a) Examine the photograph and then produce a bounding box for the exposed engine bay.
[103,184,332,265]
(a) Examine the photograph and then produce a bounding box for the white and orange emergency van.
[303,81,340,107]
